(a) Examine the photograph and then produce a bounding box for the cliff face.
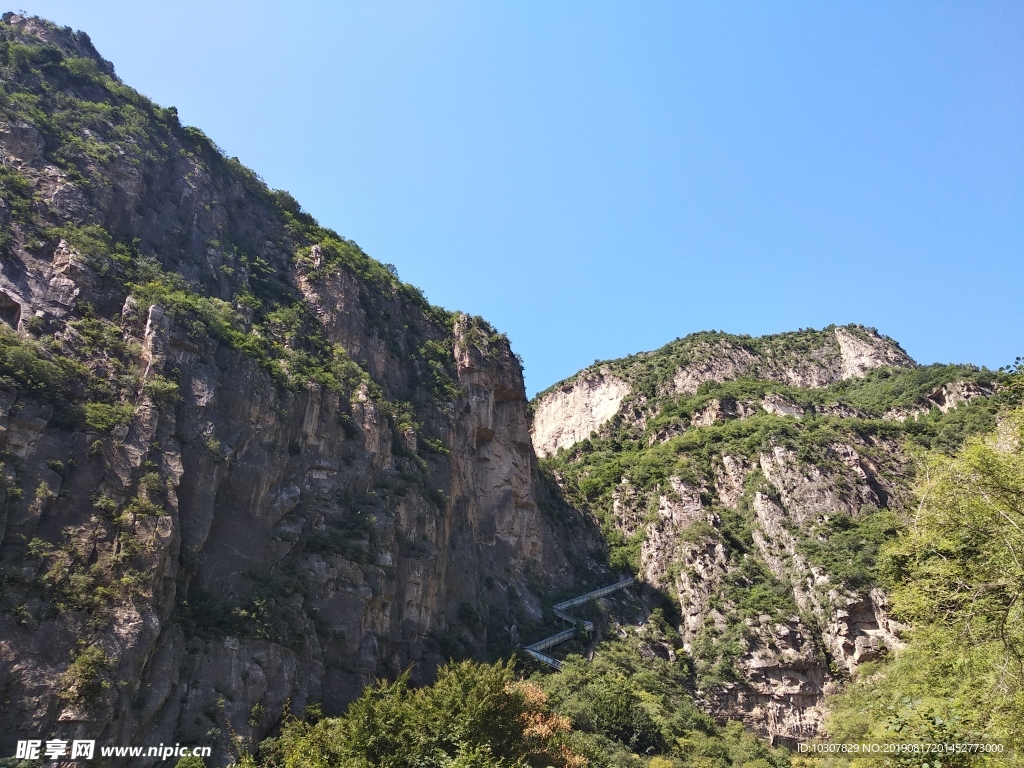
[0,15,602,764]
[532,371,630,458]
[534,327,1001,744]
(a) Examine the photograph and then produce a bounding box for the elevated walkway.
[523,576,634,670]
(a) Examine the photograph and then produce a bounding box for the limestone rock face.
[671,327,914,396]
[531,371,630,457]
[761,394,804,418]
[926,379,994,413]
[691,398,756,427]
[834,326,915,379]
[705,616,835,744]
[627,441,909,745]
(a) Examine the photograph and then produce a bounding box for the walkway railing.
[524,576,634,670]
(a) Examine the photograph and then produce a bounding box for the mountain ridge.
[531,324,918,458]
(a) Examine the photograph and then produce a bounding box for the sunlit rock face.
[531,371,631,458]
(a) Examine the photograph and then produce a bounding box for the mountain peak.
[1,13,115,77]
[531,324,916,457]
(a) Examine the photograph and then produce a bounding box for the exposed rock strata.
[671,327,914,396]
[691,398,757,427]
[632,440,908,743]
[531,371,629,458]
[926,379,994,413]
[834,326,914,379]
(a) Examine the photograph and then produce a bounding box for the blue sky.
[13,1,1024,395]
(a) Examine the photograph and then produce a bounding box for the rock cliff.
[535,327,1002,744]
[532,370,630,458]
[0,15,603,764]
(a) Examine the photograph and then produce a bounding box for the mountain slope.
[532,326,1003,743]
[532,325,916,458]
[0,14,605,764]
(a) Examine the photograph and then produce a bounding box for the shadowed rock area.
[0,15,605,764]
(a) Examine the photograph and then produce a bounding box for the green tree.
[256,659,582,768]
[825,408,1024,765]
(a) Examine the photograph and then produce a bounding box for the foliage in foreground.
[534,621,791,768]
[249,623,791,768]
[817,409,1024,766]
[251,659,584,768]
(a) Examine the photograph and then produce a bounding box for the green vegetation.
[22,494,151,628]
[252,659,585,768]
[0,310,146,432]
[0,324,85,425]
[83,401,134,432]
[535,626,790,767]
[59,644,112,703]
[141,372,189,408]
[687,546,803,688]
[796,507,901,596]
[817,407,1024,765]
[249,630,792,768]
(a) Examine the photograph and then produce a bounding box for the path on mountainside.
[523,576,635,670]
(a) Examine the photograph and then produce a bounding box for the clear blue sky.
[13,1,1024,395]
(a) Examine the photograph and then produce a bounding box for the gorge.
[0,14,1015,767]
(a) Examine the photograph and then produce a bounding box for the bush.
[143,374,181,406]
[797,508,902,595]
[59,645,111,703]
[84,402,134,432]
[256,660,582,768]
[0,325,78,402]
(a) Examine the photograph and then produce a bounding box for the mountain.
[532,325,1002,743]
[0,14,606,764]
[0,12,1012,766]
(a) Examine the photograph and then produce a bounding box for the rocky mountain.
[532,326,917,459]
[0,12,1010,765]
[532,326,1002,744]
[0,15,605,765]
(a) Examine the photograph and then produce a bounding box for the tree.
[256,659,583,768]
[826,408,1024,764]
